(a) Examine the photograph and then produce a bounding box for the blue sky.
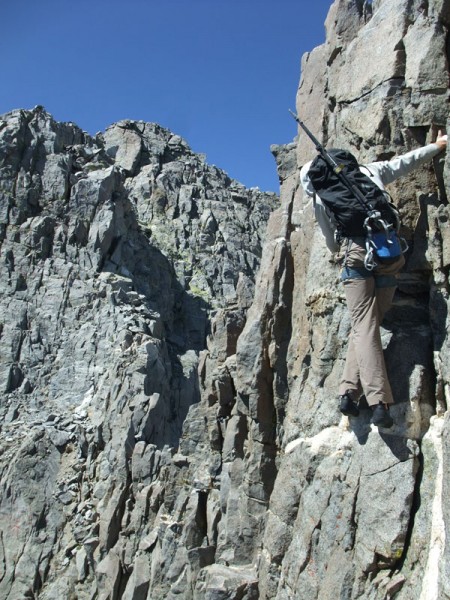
[0,1,331,192]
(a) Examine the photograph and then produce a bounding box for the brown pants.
[338,240,405,407]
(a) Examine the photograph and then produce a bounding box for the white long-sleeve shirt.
[300,143,442,252]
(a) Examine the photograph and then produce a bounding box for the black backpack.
[307,149,400,239]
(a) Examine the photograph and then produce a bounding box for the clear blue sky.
[0,0,331,193]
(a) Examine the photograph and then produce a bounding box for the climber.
[300,130,447,428]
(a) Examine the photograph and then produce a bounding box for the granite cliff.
[0,0,449,599]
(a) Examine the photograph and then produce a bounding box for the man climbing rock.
[300,131,447,428]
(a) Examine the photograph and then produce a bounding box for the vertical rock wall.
[258,0,450,598]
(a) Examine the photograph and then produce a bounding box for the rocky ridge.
[0,107,277,599]
[1,0,450,599]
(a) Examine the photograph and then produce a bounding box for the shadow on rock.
[379,431,416,462]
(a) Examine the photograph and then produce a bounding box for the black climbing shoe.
[358,394,368,410]
[339,392,360,417]
[371,403,394,428]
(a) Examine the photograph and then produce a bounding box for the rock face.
[0,107,277,599]
[264,0,450,599]
[0,0,449,598]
